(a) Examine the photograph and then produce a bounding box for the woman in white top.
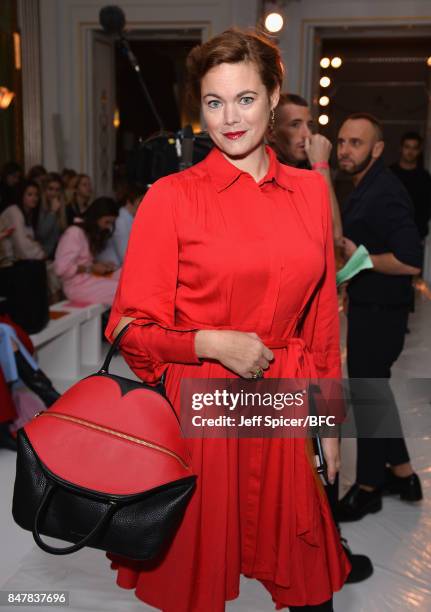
[0,180,45,263]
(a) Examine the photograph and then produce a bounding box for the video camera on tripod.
[99,5,213,185]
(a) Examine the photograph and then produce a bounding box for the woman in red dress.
[105,28,350,611]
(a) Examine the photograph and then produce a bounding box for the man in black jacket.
[336,113,423,522]
[391,131,431,241]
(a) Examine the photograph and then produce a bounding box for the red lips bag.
[12,323,197,559]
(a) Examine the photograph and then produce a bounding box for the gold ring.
[251,367,264,379]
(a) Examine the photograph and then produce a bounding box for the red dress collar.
[203,144,294,193]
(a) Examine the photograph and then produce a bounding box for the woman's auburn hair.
[186,27,284,109]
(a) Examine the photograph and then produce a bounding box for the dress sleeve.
[300,174,343,423]
[54,226,84,280]
[301,174,341,380]
[105,176,201,383]
[370,191,422,269]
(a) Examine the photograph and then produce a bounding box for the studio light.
[319,96,330,106]
[320,76,331,88]
[331,57,342,68]
[264,12,284,33]
[318,114,329,125]
[320,57,330,69]
[427,56,431,66]
[0,87,15,109]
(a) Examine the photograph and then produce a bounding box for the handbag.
[12,323,197,559]
[8,260,50,334]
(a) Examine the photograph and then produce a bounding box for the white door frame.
[82,21,211,189]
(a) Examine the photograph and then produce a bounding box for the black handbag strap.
[98,321,166,386]
[32,483,117,555]
[99,322,132,374]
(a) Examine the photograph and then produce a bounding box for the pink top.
[54,225,93,281]
[54,225,120,305]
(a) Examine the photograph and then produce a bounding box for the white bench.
[30,301,109,380]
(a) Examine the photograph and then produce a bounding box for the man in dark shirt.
[390,132,431,240]
[336,113,423,522]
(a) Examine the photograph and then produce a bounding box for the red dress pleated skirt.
[106,344,351,611]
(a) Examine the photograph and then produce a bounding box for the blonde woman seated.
[54,197,120,306]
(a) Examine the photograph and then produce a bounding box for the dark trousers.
[289,598,333,611]
[347,303,410,488]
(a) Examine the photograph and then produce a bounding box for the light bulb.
[318,114,329,125]
[331,57,342,68]
[264,12,284,33]
[320,76,331,88]
[319,96,330,106]
[320,57,330,69]
[427,57,431,66]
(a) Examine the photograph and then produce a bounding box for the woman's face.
[201,61,279,159]
[77,176,92,198]
[97,215,116,233]
[46,181,61,201]
[23,186,39,209]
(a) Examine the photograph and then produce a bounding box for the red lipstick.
[223,131,246,140]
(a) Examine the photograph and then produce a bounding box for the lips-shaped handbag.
[12,323,197,559]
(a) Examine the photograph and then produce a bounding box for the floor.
[1,293,430,612]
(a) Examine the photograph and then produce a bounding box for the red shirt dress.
[105,145,351,611]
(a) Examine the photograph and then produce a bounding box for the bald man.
[336,114,423,522]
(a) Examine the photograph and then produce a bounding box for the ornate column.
[17,0,42,171]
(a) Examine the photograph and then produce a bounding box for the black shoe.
[382,466,423,502]
[15,352,61,408]
[340,537,374,583]
[336,483,382,522]
[0,422,17,451]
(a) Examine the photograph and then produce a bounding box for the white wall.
[39,0,259,174]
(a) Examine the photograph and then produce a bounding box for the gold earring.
[270,108,275,129]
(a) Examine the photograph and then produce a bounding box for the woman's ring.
[251,367,264,379]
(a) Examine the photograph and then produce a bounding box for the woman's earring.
[270,108,275,129]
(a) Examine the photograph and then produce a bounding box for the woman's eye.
[240,96,254,105]
[207,100,221,109]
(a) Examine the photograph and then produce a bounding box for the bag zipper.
[36,411,190,470]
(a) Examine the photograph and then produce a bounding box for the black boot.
[382,466,423,502]
[0,421,17,451]
[340,537,374,583]
[14,351,60,408]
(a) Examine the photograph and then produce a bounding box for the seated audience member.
[0,161,22,213]
[27,165,47,187]
[0,317,60,451]
[390,132,431,242]
[66,173,93,224]
[0,180,45,261]
[37,173,68,258]
[55,197,120,305]
[99,184,146,266]
[62,168,78,204]
[0,182,52,330]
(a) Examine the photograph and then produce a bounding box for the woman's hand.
[321,437,340,485]
[195,330,274,378]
